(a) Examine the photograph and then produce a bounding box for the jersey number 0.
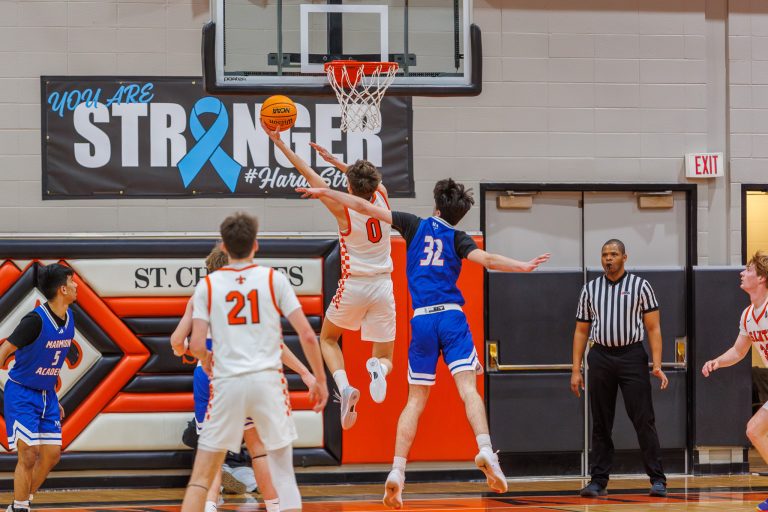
[366,218,383,243]
[226,290,260,325]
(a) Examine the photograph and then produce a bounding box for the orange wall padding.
[105,295,324,318]
[342,236,485,463]
[0,261,21,297]
[61,275,150,448]
[104,391,315,413]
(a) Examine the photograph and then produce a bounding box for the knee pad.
[266,445,301,510]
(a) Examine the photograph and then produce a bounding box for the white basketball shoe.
[383,469,405,509]
[474,448,508,493]
[334,385,360,430]
[366,357,387,403]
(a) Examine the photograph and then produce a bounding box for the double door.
[483,187,692,476]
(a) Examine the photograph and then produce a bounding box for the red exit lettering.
[695,154,719,175]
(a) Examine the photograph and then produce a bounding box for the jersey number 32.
[420,236,445,266]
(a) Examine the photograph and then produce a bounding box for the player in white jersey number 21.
[264,121,396,430]
[181,213,328,512]
[701,250,768,512]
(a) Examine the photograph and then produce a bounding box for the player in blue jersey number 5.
[0,264,77,512]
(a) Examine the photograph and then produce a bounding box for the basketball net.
[325,61,398,132]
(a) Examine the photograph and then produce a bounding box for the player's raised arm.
[702,333,752,377]
[297,187,393,225]
[466,249,550,272]
[309,142,349,173]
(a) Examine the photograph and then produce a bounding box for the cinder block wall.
[0,0,760,266]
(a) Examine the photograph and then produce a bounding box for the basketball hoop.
[325,60,399,132]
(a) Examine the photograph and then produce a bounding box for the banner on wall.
[41,77,414,199]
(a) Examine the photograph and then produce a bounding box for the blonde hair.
[205,245,229,273]
[748,251,768,288]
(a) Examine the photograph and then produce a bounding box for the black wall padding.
[593,368,687,450]
[489,372,584,452]
[0,266,35,319]
[123,316,322,336]
[488,271,584,365]
[69,303,124,355]
[0,238,338,259]
[124,374,193,393]
[694,267,751,446]
[140,336,197,373]
[323,245,341,312]
[122,372,308,393]
[587,269,687,362]
[59,355,121,415]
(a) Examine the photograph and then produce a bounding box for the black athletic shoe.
[579,481,607,497]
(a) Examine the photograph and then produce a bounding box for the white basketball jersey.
[739,299,768,366]
[192,263,301,379]
[340,189,393,277]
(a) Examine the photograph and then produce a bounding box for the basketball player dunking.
[263,122,396,430]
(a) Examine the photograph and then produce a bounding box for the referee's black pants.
[587,342,666,488]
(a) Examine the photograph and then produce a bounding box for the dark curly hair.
[433,178,474,225]
[346,160,381,199]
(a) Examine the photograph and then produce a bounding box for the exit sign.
[685,153,723,178]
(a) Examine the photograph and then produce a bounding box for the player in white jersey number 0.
[264,121,396,430]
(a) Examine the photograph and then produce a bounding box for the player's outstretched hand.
[652,367,669,390]
[260,119,282,142]
[702,359,719,377]
[308,379,329,412]
[522,253,551,272]
[296,187,327,199]
[309,142,344,168]
[570,370,584,398]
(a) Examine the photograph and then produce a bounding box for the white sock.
[27,495,32,502]
[204,500,217,512]
[13,501,29,510]
[476,434,492,452]
[379,359,391,377]
[393,456,407,472]
[333,369,349,391]
[265,498,280,512]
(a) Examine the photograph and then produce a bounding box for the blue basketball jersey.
[9,305,74,391]
[406,216,465,308]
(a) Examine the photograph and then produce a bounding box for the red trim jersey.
[192,263,301,378]
[739,299,768,366]
[339,190,393,277]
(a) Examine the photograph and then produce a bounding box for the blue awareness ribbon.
[178,97,241,193]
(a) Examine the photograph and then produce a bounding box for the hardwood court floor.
[9,474,768,511]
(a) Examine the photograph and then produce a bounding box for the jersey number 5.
[226,290,260,325]
[420,236,445,266]
[366,218,383,243]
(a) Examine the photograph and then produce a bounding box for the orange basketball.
[260,95,297,132]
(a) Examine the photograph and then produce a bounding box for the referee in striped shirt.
[571,239,668,498]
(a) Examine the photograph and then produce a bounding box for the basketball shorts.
[198,369,296,453]
[4,379,61,451]
[326,275,395,342]
[407,306,481,386]
[193,364,256,434]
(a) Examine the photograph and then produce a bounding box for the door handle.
[487,341,572,372]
